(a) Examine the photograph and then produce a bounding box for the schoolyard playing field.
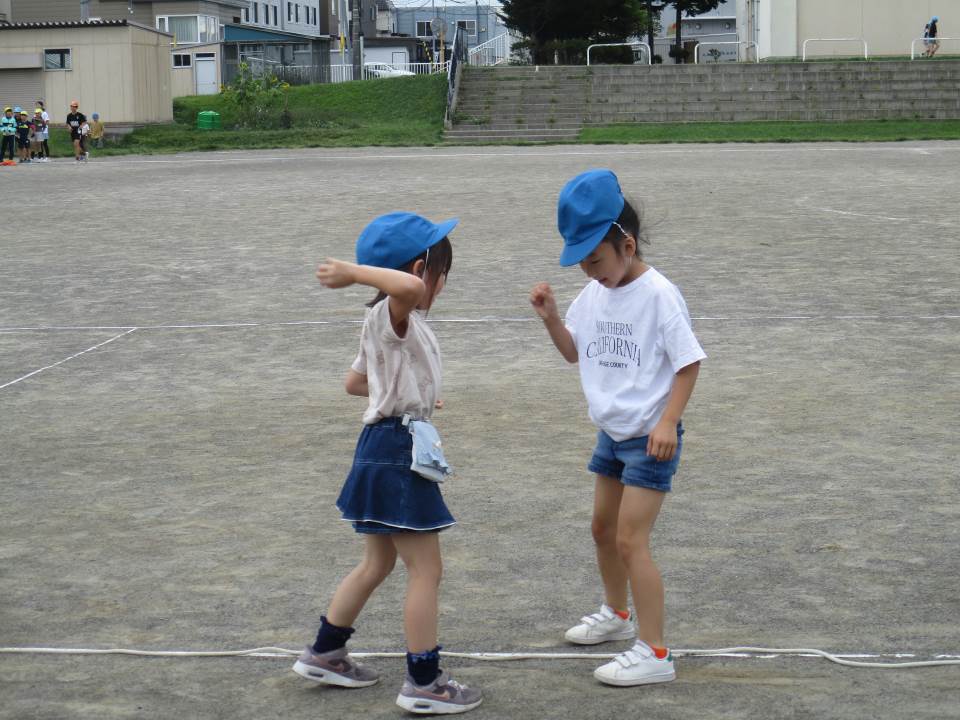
[1,143,958,719]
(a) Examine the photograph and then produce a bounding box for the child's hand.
[646,420,678,462]
[316,258,356,289]
[435,399,444,410]
[530,282,560,321]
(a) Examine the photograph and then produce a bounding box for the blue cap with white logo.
[356,212,458,270]
[557,169,625,266]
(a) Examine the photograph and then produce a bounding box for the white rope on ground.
[1,646,959,669]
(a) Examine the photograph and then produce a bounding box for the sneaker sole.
[564,627,637,645]
[396,693,483,714]
[593,668,676,687]
[292,660,379,688]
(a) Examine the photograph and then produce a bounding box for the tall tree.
[500,0,649,64]
[666,0,729,63]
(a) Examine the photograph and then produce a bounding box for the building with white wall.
[736,0,946,59]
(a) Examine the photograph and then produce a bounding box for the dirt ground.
[2,143,958,719]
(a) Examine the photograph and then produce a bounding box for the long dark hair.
[600,198,650,259]
[366,236,453,309]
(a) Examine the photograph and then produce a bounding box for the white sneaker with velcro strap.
[593,641,676,686]
[564,604,636,645]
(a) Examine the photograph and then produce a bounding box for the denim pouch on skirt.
[407,419,452,483]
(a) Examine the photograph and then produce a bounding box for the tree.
[500,0,650,64]
[663,0,729,63]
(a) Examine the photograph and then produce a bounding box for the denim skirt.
[336,417,456,534]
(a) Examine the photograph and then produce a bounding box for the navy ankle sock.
[311,616,355,654]
[406,645,442,686]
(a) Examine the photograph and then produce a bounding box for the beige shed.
[0,19,173,124]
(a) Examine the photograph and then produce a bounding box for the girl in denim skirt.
[293,212,482,715]
[530,170,706,687]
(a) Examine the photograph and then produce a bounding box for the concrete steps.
[443,61,960,144]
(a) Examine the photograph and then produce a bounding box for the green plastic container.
[196,111,221,130]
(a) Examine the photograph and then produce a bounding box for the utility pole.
[351,0,361,78]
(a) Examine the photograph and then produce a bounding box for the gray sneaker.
[292,646,379,688]
[396,670,483,714]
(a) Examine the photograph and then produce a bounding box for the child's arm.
[317,257,425,335]
[345,369,368,397]
[530,282,578,363]
[647,361,700,461]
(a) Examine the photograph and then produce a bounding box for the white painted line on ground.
[0,328,138,390]
[72,143,960,166]
[1,315,958,336]
[794,194,954,227]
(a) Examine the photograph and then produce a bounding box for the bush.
[221,62,290,129]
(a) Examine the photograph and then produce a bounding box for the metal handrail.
[586,42,651,66]
[802,37,868,61]
[911,36,957,59]
[694,40,759,64]
[467,32,511,66]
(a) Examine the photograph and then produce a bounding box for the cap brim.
[559,230,605,267]
[428,218,459,249]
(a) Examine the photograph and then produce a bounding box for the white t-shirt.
[351,299,442,425]
[565,267,706,441]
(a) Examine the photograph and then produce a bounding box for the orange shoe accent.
[613,608,630,620]
[651,645,669,660]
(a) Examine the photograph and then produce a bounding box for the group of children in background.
[0,101,104,165]
[305,168,705,714]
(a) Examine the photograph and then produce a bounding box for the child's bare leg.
[593,474,629,612]
[616,486,666,646]
[392,532,442,653]
[326,534,397,627]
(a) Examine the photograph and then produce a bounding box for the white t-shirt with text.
[565,267,706,441]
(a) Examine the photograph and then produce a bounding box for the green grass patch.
[578,119,960,144]
[47,74,448,156]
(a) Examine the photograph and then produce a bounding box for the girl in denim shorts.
[530,169,706,687]
[293,213,482,715]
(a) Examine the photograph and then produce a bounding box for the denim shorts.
[336,417,455,534]
[587,424,684,493]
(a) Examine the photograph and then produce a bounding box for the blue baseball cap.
[557,169,625,266]
[356,212,458,270]
[13,106,22,113]
[932,15,939,21]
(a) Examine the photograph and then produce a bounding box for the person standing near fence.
[925,16,941,57]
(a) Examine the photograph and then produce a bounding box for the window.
[287,2,292,21]
[295,4,300,23]
[43,48,71,70]
[272,5,278,25]
[172,53,192,68]
[456,20,476,37]
[253,3,258,22]
[244,7,249,21]
[331,0,336,16]
[416,21,433,37]
[156,16,218,43]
